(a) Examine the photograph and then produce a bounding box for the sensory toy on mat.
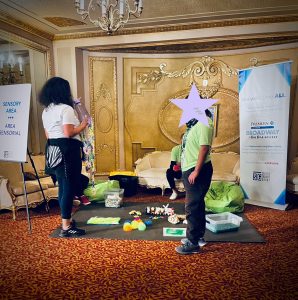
[123,223,133,231]
[144,219,152,226]
[129,210,142,218]
[138,222,146,231]
[146,204,174,216]
[168,214,180,224]
[168,214,186,224]
[123,212,148,232]
[87,217,121,225]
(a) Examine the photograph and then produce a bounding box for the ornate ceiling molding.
[0,29,49,52]
[0,10,53,41]
[53,15,298,40]
[85,32,298,53]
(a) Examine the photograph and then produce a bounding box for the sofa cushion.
[24,172,37,181]
[138,168,167,178]
[212,171,238,183]
[11,181,49,196]
[39,177,56,188]
[149,152,171,168]
[138,168,170,189]
[14,190,49,207]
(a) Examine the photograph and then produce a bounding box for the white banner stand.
[0,84,33,232]
[239,61,292,210]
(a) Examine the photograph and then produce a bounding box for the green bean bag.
[83,179,120,202]
[205,181,244,213]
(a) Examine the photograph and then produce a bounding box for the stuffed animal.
[146,204,174,216]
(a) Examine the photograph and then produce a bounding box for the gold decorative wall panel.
[89,57,119,175]
[124,49,298,170]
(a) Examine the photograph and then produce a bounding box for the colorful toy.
[144,219,152,226]
[138,222,146,231]
[87,217,120,225]
[168,214,180,225]
[146,204,174,216]
[173,164,181,172]
[131,220,139,229]
[123,223,133,231]
[129,210,142,217]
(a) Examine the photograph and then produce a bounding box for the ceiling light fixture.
[74,0,143,35]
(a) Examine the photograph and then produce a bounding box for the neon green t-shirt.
[181,118,213,172]
[171,144,182,163]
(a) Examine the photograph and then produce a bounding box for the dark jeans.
[182,161,213,244]
[56,173,88,219]
[57,176,75,219]
[166,168,182,189]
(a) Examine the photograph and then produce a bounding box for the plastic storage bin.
[206,212,243,233]
[108,174,138,197]
[104,188,124,208]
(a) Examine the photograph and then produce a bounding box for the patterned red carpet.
[0,190,298,300]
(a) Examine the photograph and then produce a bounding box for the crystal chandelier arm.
[74,0,89,19]
[128,0,143,18]
[74,0,143,34]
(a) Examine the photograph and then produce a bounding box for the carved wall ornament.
[248,57,291,68]
[97,143,115,153]
[95,82,113,102]
[159,87,239,149]
[138,56,238,98]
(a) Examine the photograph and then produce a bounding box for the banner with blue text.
[0,84,32,162]
[239,61,291,210]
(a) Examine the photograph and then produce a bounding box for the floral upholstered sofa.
[0,155,58,219]
[135,151,240,195]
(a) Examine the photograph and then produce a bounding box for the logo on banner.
[253,171,270,182]
[275,92,286,99]
[246,120,279,139]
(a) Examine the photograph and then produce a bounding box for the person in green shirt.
[175,110,214,255]
[166,143,182,200]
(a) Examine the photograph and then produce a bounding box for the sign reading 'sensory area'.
[0,84,32,162]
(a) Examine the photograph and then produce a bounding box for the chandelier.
[74,0,143,35]
[0,53,24,85]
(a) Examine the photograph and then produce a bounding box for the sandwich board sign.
[0,84,32,162]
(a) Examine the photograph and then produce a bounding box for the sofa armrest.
[135,156,151,174]
[0,176,15,210]
[232,159,240,181]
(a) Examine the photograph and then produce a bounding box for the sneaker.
[59,225,86,238]
[175,240,200,255]
[181,237,207,247]
[80,195,91,206]
[169,191,178,200]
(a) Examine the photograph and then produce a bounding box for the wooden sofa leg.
[12,206,16,221]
